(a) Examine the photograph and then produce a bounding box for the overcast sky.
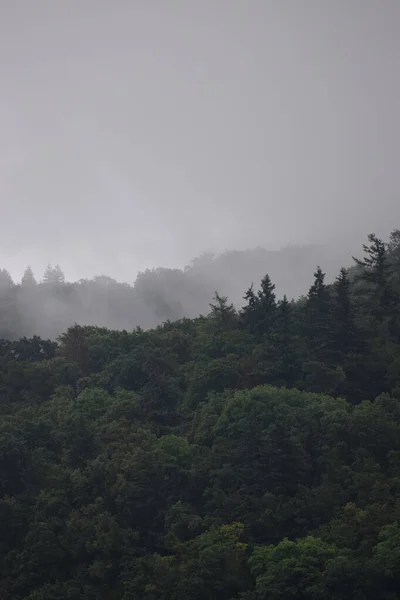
[1,1,399,282]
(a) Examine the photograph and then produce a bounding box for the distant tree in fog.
[42,264,65,285]
[21,266,37,287]
[0,268,13,289]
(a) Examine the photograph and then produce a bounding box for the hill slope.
[1,230,400,599]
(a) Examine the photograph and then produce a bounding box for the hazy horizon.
[1,1,399,282]
[0,238,362,286]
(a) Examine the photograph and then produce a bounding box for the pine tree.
[388,229,400,261]
[257,274,277,335]
[267,295,301,386]
[274,294,292,337]
[308,267,327,302]
[43,264,65,285]
[0,268,13,290]
[331,268,358,361]
[243,284,257,310]
[305,266,332,362]
[258,274,276,311]
[240,284,258,332]
[209,292,237,331]
[21,266,37,287]
[0,269,18,339]
[388,229,400,293]
[353,233,395,317]
[241,274,276,336]
[42,264,53,284]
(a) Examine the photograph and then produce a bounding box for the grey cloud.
[0,1,399,282]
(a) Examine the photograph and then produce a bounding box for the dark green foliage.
[209,292,238,331]
[304,266,332,363]
[353,233,397,327]
[331,268,359,356]
[0,231,400,599]
[241,274,277,336]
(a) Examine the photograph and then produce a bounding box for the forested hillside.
[1,230,400,599]
[0,242,353,340]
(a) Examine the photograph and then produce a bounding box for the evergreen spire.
[305,266,332,362]
[43,264,65,285]
[21,266,37,287]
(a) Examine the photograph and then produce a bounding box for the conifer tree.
[240,284,258,333]
[21,266,37,287]
[267,295,301,386]
[388,229,400,262]
[331,267,358,361]
[305,266,332,362]
[0,269,18,339]
[258,274,276,311]
[257,274,277,334]
[243,284,257,311]
[274,294,292,338]
[209,292,237,331]
[42,264,65,285]
[241,274,277,336]
[388,229,400,296]
[353,233,395,318]
[0,268,13,289]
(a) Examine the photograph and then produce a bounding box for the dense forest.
[1,229,400,599]
[0,242,353,340]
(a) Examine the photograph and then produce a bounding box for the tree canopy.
[1,230,400,599]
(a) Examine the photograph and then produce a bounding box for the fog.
[1,1,399,335]
[0,242,367,340]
